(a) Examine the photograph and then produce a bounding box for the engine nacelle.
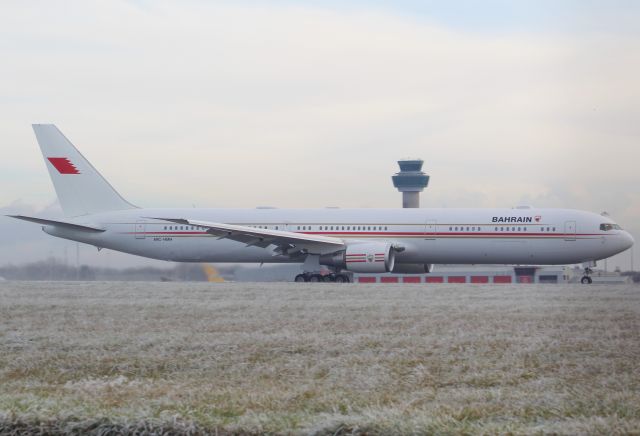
[343,243,395,273]
[391,263,434,274]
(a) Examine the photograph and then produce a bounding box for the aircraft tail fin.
[32,124,137,217]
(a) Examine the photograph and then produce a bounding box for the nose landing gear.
[581,267,593,284]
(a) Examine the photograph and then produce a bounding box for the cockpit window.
[600,223,622,231]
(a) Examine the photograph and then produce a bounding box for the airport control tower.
[392,159,429,208]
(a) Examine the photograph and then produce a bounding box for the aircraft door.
[135,220,146,239]
[564,221,576,241]
[425,220,437,240]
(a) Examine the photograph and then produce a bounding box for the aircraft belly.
[160,236,279,262]
[81,230,278,263]
[416,237,593,265]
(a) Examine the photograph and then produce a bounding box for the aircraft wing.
[148,217,345,256]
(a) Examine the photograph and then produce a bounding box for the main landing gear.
[294,254,351,283]
[581,267,593,284]
[294,273,351,283]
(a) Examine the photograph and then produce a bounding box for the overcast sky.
[1,0,638,270]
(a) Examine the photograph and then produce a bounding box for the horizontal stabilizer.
[7,215,106,232]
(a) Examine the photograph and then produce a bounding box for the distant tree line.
[0,258,236,282]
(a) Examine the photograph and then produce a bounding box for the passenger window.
[517,227,521,231]
[495,227,498,231]
[552,227,555,231]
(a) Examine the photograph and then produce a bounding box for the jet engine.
[320,242,395,273]
[391,263,434,274]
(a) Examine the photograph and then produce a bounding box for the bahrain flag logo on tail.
[48,157,80,174]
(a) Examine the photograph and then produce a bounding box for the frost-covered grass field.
[0,281,639,435]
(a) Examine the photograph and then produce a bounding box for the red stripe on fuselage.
[125,231,599,239]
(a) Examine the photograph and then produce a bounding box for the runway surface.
[1,281,639,434]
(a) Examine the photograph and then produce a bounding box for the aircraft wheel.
[309,274,322,283]
[323,275,335,282]
[581,276,593,284]
[335,274,349,283]
[294,274,308,283]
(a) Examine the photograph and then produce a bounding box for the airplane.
[8,124,634,284]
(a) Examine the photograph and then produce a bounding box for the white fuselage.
[44,207,633,266]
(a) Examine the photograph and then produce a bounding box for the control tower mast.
[392,159,429,208]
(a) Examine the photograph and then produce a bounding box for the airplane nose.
[624,231,635,250]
